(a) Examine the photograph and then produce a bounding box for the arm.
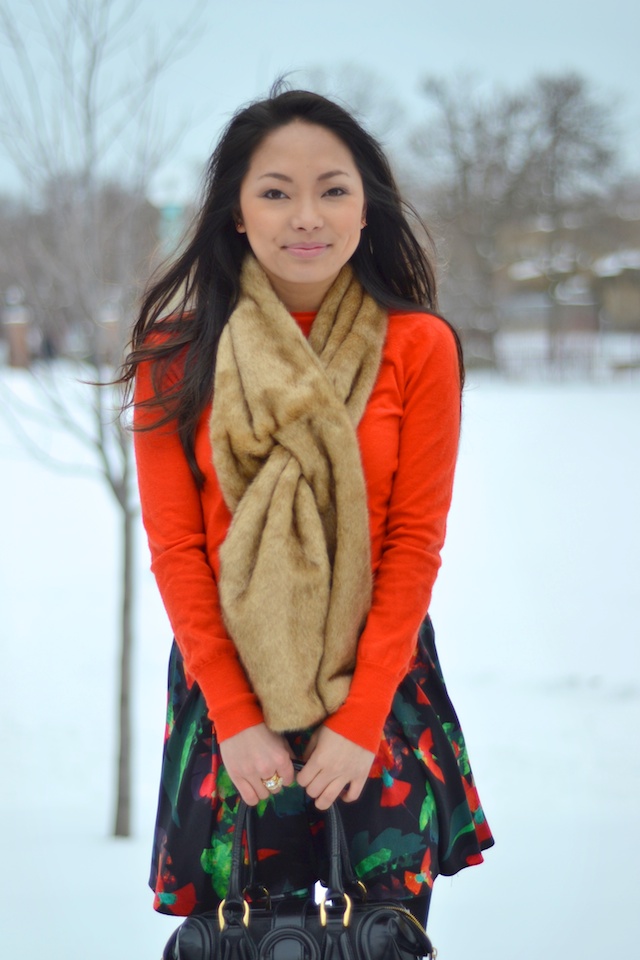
[133,360,294,802]
[298,315,461,807]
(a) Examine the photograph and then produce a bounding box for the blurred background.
[1,1,638,957]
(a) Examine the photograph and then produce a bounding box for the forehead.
[246,121,360,177]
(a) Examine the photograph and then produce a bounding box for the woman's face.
[237,121,366,311]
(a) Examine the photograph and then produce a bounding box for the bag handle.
[222,760,362,919]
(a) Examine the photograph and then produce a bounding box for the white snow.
[592,248,640,276]
[1,370,639,958]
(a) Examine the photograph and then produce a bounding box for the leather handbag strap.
[226,798,251,904]
[225,761,361,908]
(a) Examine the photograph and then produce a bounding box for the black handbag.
[162,766,437,960]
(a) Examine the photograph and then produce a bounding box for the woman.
[122,87,493,929]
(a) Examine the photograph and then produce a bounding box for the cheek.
[343,211,365,245]
[348,200,366,230]
[244,209,282,239]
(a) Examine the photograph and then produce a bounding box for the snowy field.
[1,370,639,959]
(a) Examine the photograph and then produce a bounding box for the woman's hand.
[219,723,296,806]
[296,726,375,810]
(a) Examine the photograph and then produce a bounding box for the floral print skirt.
[149,616,494,917]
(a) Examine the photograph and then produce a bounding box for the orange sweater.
[134,309,461,753]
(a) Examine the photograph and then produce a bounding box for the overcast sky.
[148,0,640,200]
[1,0,638,202]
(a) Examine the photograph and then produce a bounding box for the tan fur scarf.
[210,255,388,732]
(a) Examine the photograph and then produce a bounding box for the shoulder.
[142,309,195,350]
[137,312,194,382]
[384,309,460,376]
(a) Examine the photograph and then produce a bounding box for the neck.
[262,271,340,313]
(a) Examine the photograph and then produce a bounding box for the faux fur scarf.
[210,255,388,731]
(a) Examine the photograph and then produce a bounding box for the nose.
[290,196,323,231]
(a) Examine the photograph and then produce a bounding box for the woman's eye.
[324,187,347,197]
[263,189,287,200]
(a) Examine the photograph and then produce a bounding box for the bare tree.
[409,73,618,365]
[409,75,533,361]
[522,74,617,362]
[0,0,200,836]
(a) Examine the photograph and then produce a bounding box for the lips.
[284,243,329,259]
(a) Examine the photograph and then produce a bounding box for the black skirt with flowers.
[149,616,494,917]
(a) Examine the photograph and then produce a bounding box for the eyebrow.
[257,169,352,182]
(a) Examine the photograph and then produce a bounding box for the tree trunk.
[114,447,134,837]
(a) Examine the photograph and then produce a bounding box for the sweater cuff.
[210,698,266,743]
[323,660,404,753]
[195,656,265,742]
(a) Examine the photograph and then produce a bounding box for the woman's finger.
[296,761,326,795]
[301,729,319,762]
[341,777,367,803]
[313,778,349,811]
[277,755,296,787]
[237,778,263,806]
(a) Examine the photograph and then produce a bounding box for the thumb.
[302,729,319,760]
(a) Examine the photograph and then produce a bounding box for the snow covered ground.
[1,370,639,959]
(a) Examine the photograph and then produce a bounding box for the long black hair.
[119,86,463,484]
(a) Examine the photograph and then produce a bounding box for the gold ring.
[261,772,283,792]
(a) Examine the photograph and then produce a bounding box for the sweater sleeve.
[324,316,461,752]
[133,359,265,741]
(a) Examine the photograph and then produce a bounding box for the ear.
[361,201,367,229]
[235,219,246,234]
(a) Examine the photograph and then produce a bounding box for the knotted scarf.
[210,255,388,731]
